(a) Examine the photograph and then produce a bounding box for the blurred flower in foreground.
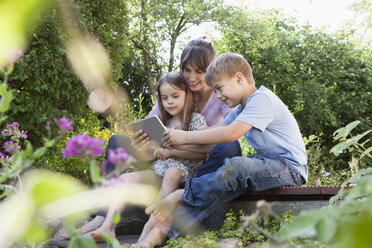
[3,140,20,154]
[103,177,126,187]
[53,117,73,134]
[62,134,104,159]
[108,147,129,165]
[0,152,10,164]
[1,122,27,140]
[0,48,24,70]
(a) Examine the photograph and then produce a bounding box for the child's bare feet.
[135,214,157,245]
[145,189,183,222]
[86,221,116,243]
[131,225,167,248]
[61,215,105,239]
[79,216,105,234]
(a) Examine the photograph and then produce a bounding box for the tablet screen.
[128,116,166,146]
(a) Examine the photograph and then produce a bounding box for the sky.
[183,0,359,41]
[239,0,357,29]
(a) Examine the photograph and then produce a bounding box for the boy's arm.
[163,120,252,146]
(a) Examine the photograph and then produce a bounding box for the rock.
[217,238,241,248]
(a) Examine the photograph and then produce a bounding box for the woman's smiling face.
[182,63,207,92]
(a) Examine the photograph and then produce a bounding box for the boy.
[141,53,308,245]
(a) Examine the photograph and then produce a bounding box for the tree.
[215,7,372,147]
[124,0,224,96]
[6,0,130,144]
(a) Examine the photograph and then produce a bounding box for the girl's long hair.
[157,71,194,131]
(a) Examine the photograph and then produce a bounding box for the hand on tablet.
[163,129,187,146]
[153,148,172,159]
[131,130,151,152]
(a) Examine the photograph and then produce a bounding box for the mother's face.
[182,63,207,92]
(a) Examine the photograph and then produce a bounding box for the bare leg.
[83,170,160,240]
[158,167,182,197]
[145,189,184,222]
[132,169,182,245]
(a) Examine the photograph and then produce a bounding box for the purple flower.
[54,117,73,134]
[1,122,27,140]
[321,171,330,178]
[108,147,129,165]
[0,152,11,164]
[62,134,104,159]
[3,140,21,154]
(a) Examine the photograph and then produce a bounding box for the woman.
[80,38,242,244]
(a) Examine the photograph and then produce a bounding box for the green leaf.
[333,121,360,140]
[279,212,320,240]
[316,217,338,243]
[22,218,49,244]
[112,213,121,225]
[25,170,85,207]
[0,83,13,113]
[68,235,97,248]
[89,160,101,184]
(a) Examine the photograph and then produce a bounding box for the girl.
[152,71,208,193]
[86,71,207,242]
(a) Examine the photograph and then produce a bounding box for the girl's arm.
[154,148,207,160]
[174,144,216,154]
[163,120,252,146]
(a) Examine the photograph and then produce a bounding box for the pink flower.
[108,147,129,165]
[62,134,104,159]
[54,117,73,134]
[3,140,21,154]
[1,122,27,140]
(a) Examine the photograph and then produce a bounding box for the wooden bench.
[235,186,347,201]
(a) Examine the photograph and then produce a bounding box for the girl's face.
[159,82,186,119]
[183,63,207,92]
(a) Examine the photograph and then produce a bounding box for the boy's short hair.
[205,53,254,86]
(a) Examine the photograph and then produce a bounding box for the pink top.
[148,92,233,127]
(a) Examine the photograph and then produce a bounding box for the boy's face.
[211,75,243,108]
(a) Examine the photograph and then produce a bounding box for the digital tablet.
[128,116,167,146]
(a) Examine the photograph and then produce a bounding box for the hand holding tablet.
[128,116,167,146]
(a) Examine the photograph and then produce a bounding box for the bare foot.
[79,216,105,234]
[132,226,167,248]
[87,222,116,243]
[135,214,158,245]
[145,190,182,222]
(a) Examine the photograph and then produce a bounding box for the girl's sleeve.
[189,113,208,131]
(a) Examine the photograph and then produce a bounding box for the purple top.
[148,92,233,127]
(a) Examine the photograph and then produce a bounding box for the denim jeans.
[168,154,305,239]
[194,140,242,178]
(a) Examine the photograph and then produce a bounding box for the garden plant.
[0,0,371,247]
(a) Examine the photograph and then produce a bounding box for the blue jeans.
[168,154,305,239]
[194,141,242,178]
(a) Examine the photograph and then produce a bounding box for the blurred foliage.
[34,111,111,184]
[5,0,129,145]
[215,7,371,172]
